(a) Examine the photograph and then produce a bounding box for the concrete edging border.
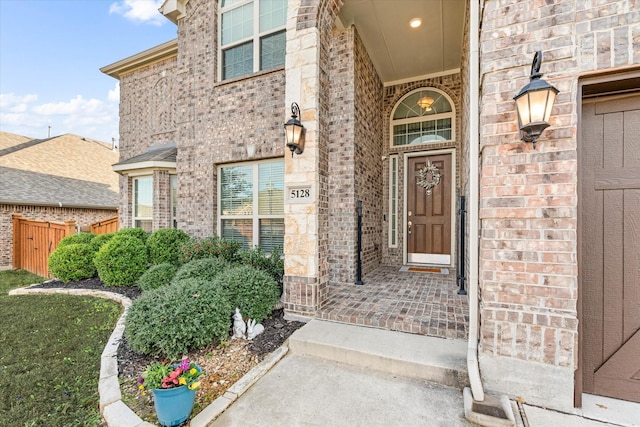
[9,284,289,427]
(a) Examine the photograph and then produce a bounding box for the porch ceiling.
[338,0,466,84]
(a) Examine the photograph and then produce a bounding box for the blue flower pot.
[153,385,196,426]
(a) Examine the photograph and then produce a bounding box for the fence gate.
[90,216,119,235]
[12,215,76,278]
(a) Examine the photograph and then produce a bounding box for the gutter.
[468,0,485,403]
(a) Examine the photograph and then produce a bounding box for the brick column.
[153,170,172,230]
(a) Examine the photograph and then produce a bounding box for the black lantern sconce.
[513,51,559,149]
[284,102,305,156]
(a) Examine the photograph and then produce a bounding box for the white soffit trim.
[113,161,176,174]
[100,39,178,79]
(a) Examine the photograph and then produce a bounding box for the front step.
[288,319,469,389]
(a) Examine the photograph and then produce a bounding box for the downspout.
[468,0,485,402]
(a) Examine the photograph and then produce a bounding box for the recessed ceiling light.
[410,18,422,28]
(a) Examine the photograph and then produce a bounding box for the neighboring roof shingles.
[0,132,119,208]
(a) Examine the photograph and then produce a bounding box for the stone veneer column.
[282,0,325,318]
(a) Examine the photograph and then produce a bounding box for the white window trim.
[388,154,399,248]
[132,176,153,229]
[218,0,287,81]
[217,158,284,249]
[389,87,456,148]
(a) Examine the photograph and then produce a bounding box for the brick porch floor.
[318,265,469,339]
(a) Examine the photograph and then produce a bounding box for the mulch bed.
[30,277,305,423]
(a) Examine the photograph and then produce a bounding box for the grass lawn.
[0,271,122,426]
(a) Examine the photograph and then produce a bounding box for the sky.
[0,0,177,144]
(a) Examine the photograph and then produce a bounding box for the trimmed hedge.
[137,263,177,291]
[213,265,280,323]
[179,236,241,264]
[94,235,148,287]
[238,246,284,291]
[171,257,230,285]
[125,278,233,358]
[56,233,95,248]
[147,228,190,266]
[89,233,115,253]
[115,227,149,243]
[48,243,97,282]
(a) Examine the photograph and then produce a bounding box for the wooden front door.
[581,93,640,403]
[406,153,452,264]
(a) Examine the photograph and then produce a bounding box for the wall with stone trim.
[0,205,117,269]
[116,0,287,237]
[478,0,640,411]
[381,74,462,266]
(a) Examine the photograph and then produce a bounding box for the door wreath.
[417,161,442,196]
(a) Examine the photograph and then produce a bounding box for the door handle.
[407,221,412,235]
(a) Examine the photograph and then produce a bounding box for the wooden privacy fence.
[89,216,119,235]
[12,215,76,278]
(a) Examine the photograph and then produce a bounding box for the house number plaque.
[286,185,313,203]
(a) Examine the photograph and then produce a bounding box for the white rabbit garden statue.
[246,319,264,340]
[232,308,246,339]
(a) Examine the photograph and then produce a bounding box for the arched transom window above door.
[391,88,455,147]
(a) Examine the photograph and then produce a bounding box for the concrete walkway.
[210,353,473,427]
[205,320,629,427]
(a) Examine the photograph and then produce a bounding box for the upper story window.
[391,88,455,147]
[220,0,287,80]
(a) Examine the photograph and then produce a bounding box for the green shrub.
[238,246,284,291]
[213,265,280,323]
[89,233,115,253]
[125,279,233,358]
[56,232,95,248]
[179,236,241,264]
[147,228,190,266]
[48,243,96,282]
[172,257,230,285]
[115,227,149,243]
[94,235,148,287]
[137,263,178,291]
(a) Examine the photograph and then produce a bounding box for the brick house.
[0,131,119,270]
[101,0,640,417]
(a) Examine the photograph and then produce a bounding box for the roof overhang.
[113,161,177,175]
[112,145,177,175]
[100,39,178,79]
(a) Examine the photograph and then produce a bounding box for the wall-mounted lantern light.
[513,51,559,149]
[284,102,305,156]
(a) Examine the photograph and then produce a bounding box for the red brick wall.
[478,0,639,386]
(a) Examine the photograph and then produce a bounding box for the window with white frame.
[171,175,178,228]
[219,159,284,251]
[219,0,287,80]
[391,88,455,147]
[133,176,153,232]
[388,155,398,247]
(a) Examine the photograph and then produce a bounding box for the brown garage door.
[581,93,640,403]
